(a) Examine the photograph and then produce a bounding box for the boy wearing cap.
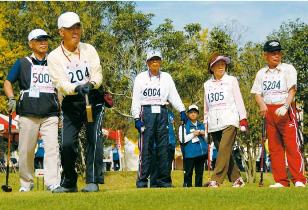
[3,29,60,192]
[48,12,103,193]
[204,52,247,188]
[131,50,186,188]
[251,40,306,188]
[179,105,208,187]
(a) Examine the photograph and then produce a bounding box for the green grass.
[0,171,307,210]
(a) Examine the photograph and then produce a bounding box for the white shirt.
[47,42,102,96]
[204,74,247,133]
[251,63,297,104]
[131,71,185,119]
[178,122,202,144]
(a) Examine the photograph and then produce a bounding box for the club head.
[1,185,12,192]
[258,182,264,187]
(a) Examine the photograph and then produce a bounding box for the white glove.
[192,137,199,143]
[275,104,288,116]
[240,126,247,132]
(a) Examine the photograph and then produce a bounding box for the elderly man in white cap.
[48,12,103,193]
[131,50,186,188]
[3,29,61,192]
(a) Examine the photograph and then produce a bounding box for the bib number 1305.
[207,92,224,103]
[69,68,90,83]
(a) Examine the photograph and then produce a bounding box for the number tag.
[151,106,161,113]
[29,86,40,98]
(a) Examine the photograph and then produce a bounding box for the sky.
[135,1,308,44]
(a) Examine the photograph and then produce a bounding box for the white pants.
[18,116,60,188]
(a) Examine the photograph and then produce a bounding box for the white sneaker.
[295,181,305,187]
[232,177,245,188]
[269,183,284,188]
[19,183,34,192]
[47,184,61,191]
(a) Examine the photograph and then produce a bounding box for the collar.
[211,72,227,82]
[187,120,198,127]
[61,41,80,56]
[30,53,47,65]
[265,63,282,73]
[148,70,161,78]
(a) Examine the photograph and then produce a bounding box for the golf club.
[2,113,13,192]
[259,118,266,187]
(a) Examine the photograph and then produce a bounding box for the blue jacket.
[168,111,176,147]
[35,139,44,158]
[183,120,208,159]
[112,148,119,161]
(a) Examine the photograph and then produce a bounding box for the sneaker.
[52,186,78,193]
[47,184,61,191]
[19,183,34,192]
[232,177,245,188]
[269,183,284,188]
[295,181,305,187]
[81,183,99,192]
[205,181,219,188]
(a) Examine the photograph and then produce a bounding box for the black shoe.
[52,186,78,193]
[81,183,99,192]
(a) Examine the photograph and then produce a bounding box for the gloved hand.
[74,82,94,96]
[180,111,187,123]
[275,104,288,116]
[134,118,144,133]
[239,119,248,132]
[7,97,16,113]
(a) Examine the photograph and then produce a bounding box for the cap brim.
[62,22,81,29]
[146,56,162,61]
[264,47,283,52]
[31,35,51,41]
[187,108,199,113]
[210,56,231,68]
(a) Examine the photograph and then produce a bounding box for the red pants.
[266,104,306,186]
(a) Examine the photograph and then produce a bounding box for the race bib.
[151,105,161,113]
[30,65,55,93]
[262,73,288,103]
[65,60,90,85]
[207,82,227,109]
[29,86,40,98]
[141,77,161,104]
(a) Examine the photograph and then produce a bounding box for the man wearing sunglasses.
[131,50,186,188]
[3,29,61,192]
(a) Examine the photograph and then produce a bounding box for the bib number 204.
[69,68,90,83]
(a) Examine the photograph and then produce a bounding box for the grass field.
[0,171,307,210]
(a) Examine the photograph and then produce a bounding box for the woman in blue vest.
[179,105,208,187]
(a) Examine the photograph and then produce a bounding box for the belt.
[142,104,167,108]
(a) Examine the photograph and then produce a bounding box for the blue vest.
[183,120,208,158]
[112,148,119,161]
[35,139,45,158]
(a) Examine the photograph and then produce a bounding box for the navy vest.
[16,57,59,117]
[183,120,208,158]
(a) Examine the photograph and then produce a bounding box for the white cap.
[58,12,80,29]
[146,50,162,61]
[28,29,50,41]
[187,104,199,113]
[210,56,231,68]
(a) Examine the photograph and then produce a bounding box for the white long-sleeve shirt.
[47,42,102,96]
[178,123,202,144]
[131,71,185,119]
[204,73,247,132]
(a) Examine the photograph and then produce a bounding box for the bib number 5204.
[69,68,90,83]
